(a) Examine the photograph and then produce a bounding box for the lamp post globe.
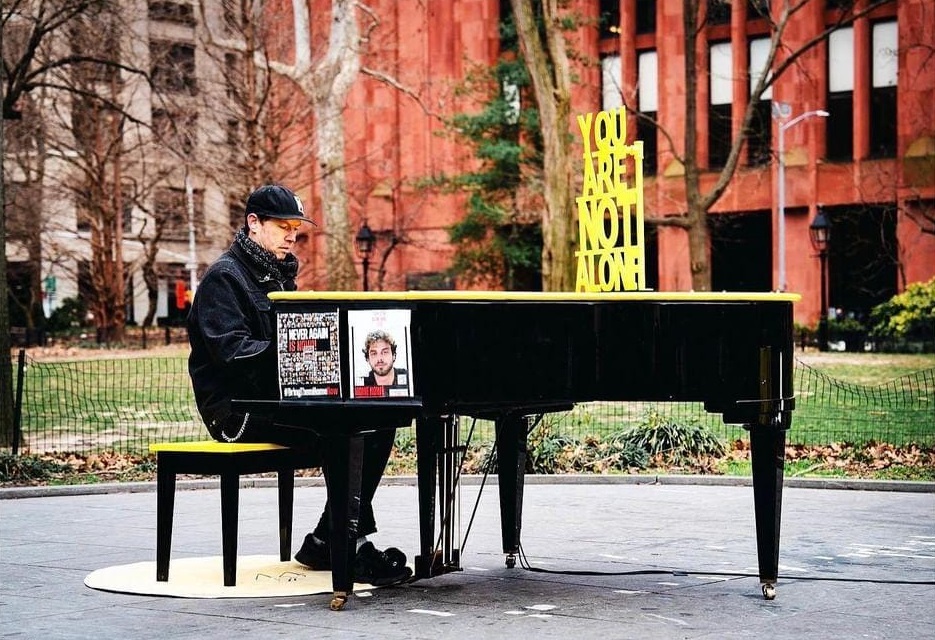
[355,221,376,291]
[809,208,831,352]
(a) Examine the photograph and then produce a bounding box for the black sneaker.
[354,542,413,587]
[294,534,330,570]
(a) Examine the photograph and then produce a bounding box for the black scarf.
[234,228,299,285]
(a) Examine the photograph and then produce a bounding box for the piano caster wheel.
[505,554,516,569]
[330,591,349,611]
[762,584,776,600]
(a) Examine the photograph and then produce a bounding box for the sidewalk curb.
[2,473,932,499]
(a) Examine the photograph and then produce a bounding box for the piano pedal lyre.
[330,591,349,611]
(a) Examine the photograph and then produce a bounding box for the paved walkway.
[2,478,934,639]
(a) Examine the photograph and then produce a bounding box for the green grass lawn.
[795,352,935,385]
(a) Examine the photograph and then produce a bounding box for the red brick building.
[290,0,935,330]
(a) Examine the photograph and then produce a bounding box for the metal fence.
[9,352,935,456]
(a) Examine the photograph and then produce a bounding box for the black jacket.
[187,241,295,439]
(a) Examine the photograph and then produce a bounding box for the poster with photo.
[277,310,342,399]
[348,308,414,399]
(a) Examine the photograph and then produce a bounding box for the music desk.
[235,290,799,609]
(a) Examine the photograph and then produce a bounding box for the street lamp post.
[809,207,831,352]
[354,221,376,291]
[774,104,830,291]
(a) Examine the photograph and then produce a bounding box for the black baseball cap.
[245,184,316,226]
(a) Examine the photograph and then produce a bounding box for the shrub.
[870,277,935,343]
[0,452,72,484]
[47,296,90,332]
[526,421,577,473]
[610,409,727,467]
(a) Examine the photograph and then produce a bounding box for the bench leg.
[220,472,240,587]
[155,462,176,582]
[278,468,295,562]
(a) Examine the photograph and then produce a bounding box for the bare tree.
[3,91,46,335]
[1,0,128,444]
[40,5,160,343]
[272,0,362,290]
[196,0,362,289]
[196,0,317,200]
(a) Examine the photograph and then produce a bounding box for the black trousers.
[215,412,395,540]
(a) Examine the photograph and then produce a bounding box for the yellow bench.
[149,441,315,587]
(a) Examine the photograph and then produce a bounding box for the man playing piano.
[187,183,412,587]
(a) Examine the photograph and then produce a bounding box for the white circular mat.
[84,555,379,599]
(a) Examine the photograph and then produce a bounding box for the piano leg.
[496,414,527,569]
[438,416,461,571]
[748,422,786,601]
[415,415,462,578]
[415,417,440,578]
[323,433,364,610]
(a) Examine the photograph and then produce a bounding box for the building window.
[77,261,94,304]
[707,0,731,26]
[70,12,120,84]
[601,54,622,111]
[222,0,241,35]
[4,181,39,244]
[747,101,772,166]
[154,186,204,241]
[148,1,195,26]
[224,53,242,99]
[151,40,197,95]
[710,211,773,292]
[502,79,520,125]
[122,195,133,232]
[747,0,770,19]
[226,119,241,147]
[709,41,733,169]
[747,38,772,166]
[229,197,245,231]
[152,108,197,154]
[825,204,897,319]
[826,27,853,161]
[599,0,620,38]
[638,50,658,176]
[870,20,897,158]
[499,0,517,52]
[635,0,656,35]
[3,95,38,152]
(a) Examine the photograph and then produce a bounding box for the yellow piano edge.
[269,290,802,303]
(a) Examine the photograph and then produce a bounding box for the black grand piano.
[235,290,798,609]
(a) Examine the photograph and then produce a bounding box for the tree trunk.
[316,100,357,290]
[510,0,576,291]
[0,114,15,446]
[681,0,711,292]
[273,0,361,289]
[687,202,711,291]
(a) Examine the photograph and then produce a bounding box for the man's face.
[366,339,395,376]
[249,214,301,260]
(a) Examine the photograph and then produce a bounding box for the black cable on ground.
[515,543,935,586]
